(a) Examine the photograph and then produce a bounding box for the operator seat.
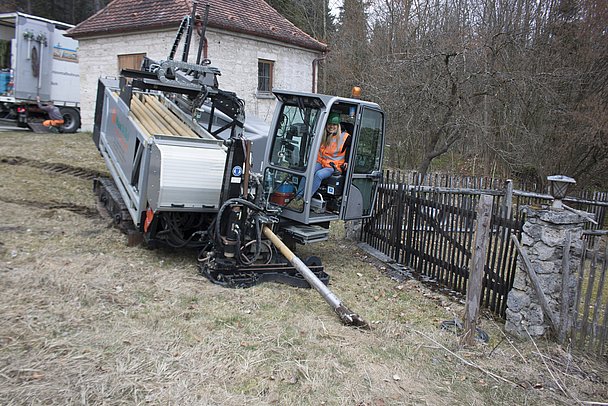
[339,122,354,166]
[340,122,354,137]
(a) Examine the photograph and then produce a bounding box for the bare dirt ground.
[0,130,606,405]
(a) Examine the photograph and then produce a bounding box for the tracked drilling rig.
[93,6,385,326]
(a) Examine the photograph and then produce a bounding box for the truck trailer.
[0,12,80,132]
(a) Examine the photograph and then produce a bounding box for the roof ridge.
[67,0,327,52]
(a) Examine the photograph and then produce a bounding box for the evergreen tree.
[325,0,369,97]
[265,0,333,41]
[0,0,109,25]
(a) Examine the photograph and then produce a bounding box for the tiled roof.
[67,0,327,52]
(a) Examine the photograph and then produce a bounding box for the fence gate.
[361,172,523,317]
[571,234,608,356]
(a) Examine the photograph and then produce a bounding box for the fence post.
[394,180,405,262]
[404,188,415,265]
[461,194,493,346]
[501,179,513,219]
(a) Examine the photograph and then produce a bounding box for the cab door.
[342,107,384,220]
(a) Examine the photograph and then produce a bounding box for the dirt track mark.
[0,197,101,218]
[0,156,106,180]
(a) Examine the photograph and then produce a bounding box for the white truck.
[0,12,80,132]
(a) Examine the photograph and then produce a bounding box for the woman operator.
[294,112,350,202]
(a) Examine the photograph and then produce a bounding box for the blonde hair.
[322,123,342,147]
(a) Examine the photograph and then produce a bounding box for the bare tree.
[324,0,370,97]
[328,0,608,188]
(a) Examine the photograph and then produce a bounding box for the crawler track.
[0,156,106,180]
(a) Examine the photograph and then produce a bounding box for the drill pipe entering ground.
[262,226,369,329]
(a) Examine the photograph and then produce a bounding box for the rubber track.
[0,156,106,180]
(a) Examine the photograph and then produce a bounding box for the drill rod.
[262,226,369,328]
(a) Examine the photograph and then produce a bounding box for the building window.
[257,59,273,95]
[118,53,146,73]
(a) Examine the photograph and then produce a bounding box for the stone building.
[67,0,327,131]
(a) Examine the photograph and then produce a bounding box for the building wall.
[77,28,320,131]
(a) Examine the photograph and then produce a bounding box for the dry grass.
[0,130,606,405]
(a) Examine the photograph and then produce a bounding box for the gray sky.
[329,0,343,17]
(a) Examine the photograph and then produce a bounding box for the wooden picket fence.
[571,233,608,356]
[361,170,608,318]
[395,170,607,233]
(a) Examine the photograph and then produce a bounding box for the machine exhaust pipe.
[262,226,369,328]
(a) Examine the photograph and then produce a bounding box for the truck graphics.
[0,12,81,132]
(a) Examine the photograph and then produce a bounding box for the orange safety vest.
[317,131,350,170]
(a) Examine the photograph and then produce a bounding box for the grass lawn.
[0,130,606,405]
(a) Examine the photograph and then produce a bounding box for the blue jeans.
[296,162,334,198]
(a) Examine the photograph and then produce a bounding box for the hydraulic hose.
[214,198,266,261]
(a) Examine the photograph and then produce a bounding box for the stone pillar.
[344,219,362,241]
[505,208,588,338]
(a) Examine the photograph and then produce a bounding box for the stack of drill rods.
[143,95,198,138]
[130,95,171,138]
[134,95,176,136]
[112,91,152,139]
[129,94,198,138]
[128,97,154,139]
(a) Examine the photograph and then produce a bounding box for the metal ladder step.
[281,224,329,244]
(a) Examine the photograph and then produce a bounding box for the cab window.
[269,104,320,171]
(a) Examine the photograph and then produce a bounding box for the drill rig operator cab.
[263,90,384,241]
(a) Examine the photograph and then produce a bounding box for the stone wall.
[505,208,588,338]
[345,220,362,241]
[76,28,320,131]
